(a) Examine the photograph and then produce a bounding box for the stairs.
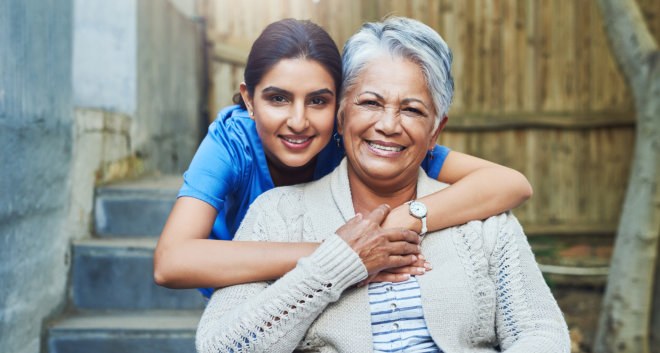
[47,175,204,353]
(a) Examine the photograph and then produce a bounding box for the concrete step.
[94,174,181,237]
[47,310,201,353]
[73,237,205,310]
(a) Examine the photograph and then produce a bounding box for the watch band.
[405,200,428,235]
[420,216,427,235]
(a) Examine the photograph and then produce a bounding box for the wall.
[0,1,74,352]
[199,0,660,236]
[69,0,205,239]
[0,1,205,352]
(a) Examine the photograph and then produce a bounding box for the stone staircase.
[47,175,204,353]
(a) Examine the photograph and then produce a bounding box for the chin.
[283,155,316,168]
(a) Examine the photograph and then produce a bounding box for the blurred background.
[1,0,659,352]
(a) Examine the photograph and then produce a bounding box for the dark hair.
[233,19,342,109]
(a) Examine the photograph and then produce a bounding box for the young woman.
[153,19,532,297]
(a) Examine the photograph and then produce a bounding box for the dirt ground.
[527,235,611,353]
[552,286,604,353]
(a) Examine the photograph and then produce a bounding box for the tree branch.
[596,0,658,92]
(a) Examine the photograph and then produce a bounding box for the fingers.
[364,204,390,225]
[369,272,411,283]
[383,263,429,275]
[381,227,421,244]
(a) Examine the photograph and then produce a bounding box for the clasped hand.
[335,204,430,286]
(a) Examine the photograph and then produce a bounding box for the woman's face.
[241,58,336,170]
[339,57,441,188]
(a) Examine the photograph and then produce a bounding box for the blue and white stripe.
[368,277,443,353]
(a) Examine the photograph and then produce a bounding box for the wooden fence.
[197,0,660,236]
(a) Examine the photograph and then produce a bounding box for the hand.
[380,203,422,234]
[335,204,422,276]
[356,254,432,287]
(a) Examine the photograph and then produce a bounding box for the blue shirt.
[369,279,442,352]
[178,105,450,297]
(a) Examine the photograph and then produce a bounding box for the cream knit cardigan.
[196,159,570,353]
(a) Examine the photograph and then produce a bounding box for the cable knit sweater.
[196,159,570,353]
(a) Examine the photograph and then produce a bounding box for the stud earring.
[333,132,342,147]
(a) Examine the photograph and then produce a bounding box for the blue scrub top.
[178,105,450,296]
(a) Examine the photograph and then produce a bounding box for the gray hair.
[339,17,454,130]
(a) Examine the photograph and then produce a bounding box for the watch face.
[409,201,427,218]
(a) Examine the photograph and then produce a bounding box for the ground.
[529,235,613,353]
[554,286,604,353]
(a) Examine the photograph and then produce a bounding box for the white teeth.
[368,141,404,152]
[282,136,310,144]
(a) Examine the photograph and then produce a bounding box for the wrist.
[383,205,423,234]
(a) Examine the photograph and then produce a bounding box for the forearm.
[154,239,318,289]
[384,166,532,232]
[196,235,366,353]
[424,166,531,231]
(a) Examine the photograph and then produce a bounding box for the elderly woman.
[196,17,570,353]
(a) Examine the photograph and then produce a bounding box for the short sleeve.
[421,144,450,179]
[178,120,241,212]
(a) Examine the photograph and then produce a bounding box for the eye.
[359,100,380,107]
[403,107,424,116]
[269,95,288,103]
[309,97,327,105]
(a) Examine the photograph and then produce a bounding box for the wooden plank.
[211,42,249,65]
[501,0,518,113]
[537,0,551,111]
[575,0,592,112]
[444,112,635,131]
[524,223,618,237]
[523,0,537,112]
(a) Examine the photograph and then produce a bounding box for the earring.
[427,150,434,160]
[250,111,254,116]
[333,132,341,147]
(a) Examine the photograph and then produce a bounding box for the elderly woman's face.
[339,57,440,185]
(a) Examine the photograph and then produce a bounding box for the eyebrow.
[359,91,431,110]
[261,86,335,97]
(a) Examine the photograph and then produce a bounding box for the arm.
[382,150,533,232]
[195,200,419,353]
[154,198,422,289]
[491,213,570,352]
[196,235,366,353]
[153,196,318,289]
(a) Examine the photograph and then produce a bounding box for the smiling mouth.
[281,136,312,144]
[367,141,405,152]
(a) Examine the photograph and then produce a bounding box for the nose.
[374,107,402,136]
[286,102,309,133]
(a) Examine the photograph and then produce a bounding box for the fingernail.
[418,254,425,260]
[411,255,417,262]
[418,267,426,274]
[424,262,433,270]
[402,274,410,279]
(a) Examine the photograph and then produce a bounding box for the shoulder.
[209,105,257,140]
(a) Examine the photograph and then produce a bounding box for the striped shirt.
[368,278,443,353]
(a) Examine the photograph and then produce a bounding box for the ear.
[336,104,345,136]
[428,115,448,150]
[239,83,254,117]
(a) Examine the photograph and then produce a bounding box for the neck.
[347,167,418,216]
[267,156,317,187]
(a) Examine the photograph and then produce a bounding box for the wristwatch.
[405,200,428,235]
